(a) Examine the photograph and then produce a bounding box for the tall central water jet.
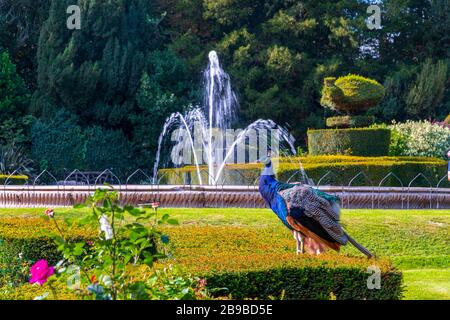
[204,51,239,184]
[153,51,299,185]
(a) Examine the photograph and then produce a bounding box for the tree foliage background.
[0,0,448,176]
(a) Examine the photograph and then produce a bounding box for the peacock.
[258,153,373,258]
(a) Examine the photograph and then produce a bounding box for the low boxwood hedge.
[163,225,403,300]
[0,175,28,185]
[0,216,403,300]
[159,155,446,187]
[0,217,95,265]
[203,267,402,300]
[308,128,391,156]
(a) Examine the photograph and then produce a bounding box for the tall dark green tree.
[30,0,193,171]
[0,0,50,89]
[32,0,161,123]
[0,50,30,145]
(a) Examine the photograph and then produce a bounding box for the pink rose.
[29,260,54,286]
[45,209,54,218]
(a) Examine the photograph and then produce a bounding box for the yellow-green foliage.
[159,225,402,299]
[0,217,96,265]
[0,215,403,300]
[444,114,450,125]
[321,74,385,114]
[326,115,375,128]
[159,155,446,186]
[0,175,28,185]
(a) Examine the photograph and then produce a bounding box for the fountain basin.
[0,185,448,209]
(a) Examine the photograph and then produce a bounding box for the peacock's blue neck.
[258,171,293,230]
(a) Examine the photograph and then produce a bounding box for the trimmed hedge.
[308,128,391,156]
[0,216,403,300]
[0,217,95,290]
[164,226,402,300]
[160,155,446,187]
[204,267,402,300]
[0,175,28,185]
[326,115,375,128]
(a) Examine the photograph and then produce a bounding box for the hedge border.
[307,128,391,156]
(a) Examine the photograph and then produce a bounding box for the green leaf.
[53,236,65,245]
[167,219,179,225]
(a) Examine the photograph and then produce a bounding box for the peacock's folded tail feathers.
[286,215,341,252]
[279,185,348,245]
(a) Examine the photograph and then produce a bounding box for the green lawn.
[0,207,448,300]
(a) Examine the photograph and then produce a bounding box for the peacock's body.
[259,156,373,258]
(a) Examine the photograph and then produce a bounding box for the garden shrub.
[84,126,133,177]
[0,144,33,177]
[326,115,375,128]
[0,175,28,185]
[0,217,95,265]
[386,121,450,158]
[320,75,385,114]
[0,214,403,300]
[203,267,402,300]
[164,226,402,300]
[161,155,446,187]
[307,128,391,156]
[31,110,85,175]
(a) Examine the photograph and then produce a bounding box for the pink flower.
[45,209,54,218]
[198,278,207,288]
[151,202,160,209]
[29,260,54,286]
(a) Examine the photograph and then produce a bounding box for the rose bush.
[30,187,210,300]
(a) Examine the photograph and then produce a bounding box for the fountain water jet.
[153,51,301,185]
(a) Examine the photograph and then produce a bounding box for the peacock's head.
[257,150,274,176]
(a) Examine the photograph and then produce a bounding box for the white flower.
[99,215,113,240]
[390,120,450,158]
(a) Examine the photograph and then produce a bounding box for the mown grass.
[0,207,448,299]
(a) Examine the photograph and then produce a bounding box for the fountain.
[152,51,298,185]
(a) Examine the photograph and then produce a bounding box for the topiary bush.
[308,128,391,156]
[321,74,385,114]
[326,115,375,128]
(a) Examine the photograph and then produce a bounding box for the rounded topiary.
[320,74,385,114]
[326,115,375,128]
